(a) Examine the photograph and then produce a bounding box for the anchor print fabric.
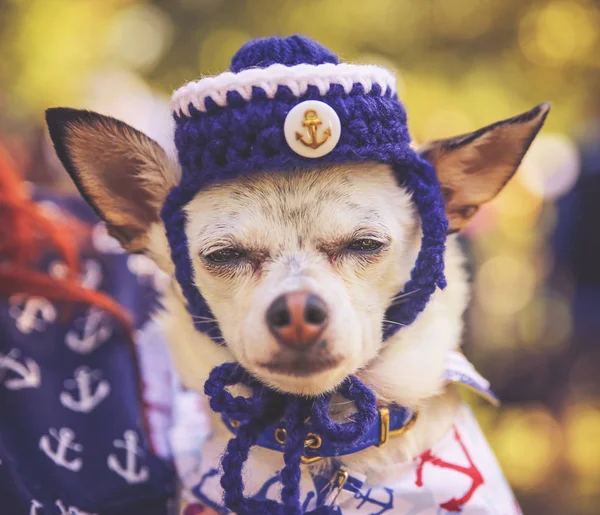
[0,192,176,514]
[176,393,521,514]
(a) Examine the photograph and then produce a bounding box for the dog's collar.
[222,404,417,465]
[220,350,495,464]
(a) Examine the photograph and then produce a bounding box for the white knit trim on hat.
[171,62,396,116]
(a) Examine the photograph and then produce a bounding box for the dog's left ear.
[419,103,550,232]
[46,108,179,254]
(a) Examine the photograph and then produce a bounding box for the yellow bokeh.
[492,406,562,490]
[520,1,599,66]
[198,28,252,75]
[564,404,600,478]
[476,254,537,316]
[6,0,122,119]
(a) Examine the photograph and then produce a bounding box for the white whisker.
[382,318,408,328]
[192,315,219,322]
[193,319,220,326]
[329,400,356,407]
[387,289,420,307]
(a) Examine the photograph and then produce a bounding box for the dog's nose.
[266,292,328,349]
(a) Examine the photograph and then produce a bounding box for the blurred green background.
[1,1,599,513]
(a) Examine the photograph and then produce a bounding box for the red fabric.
[0,143,132,333]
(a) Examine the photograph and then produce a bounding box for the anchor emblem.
[295,109,332,149]
[49,259,103,290]
[30,500,95,515]
[55,500,96,515]
[0,349,41,390]
[92,222,125,254]
[39,427,83,472]
[65,308,113,354]
[9,294,56,334]
[59,366,110,413]
[107,430,149,484]
[415,426,483,512]
[127,254,170,292]
[29,499,43,515]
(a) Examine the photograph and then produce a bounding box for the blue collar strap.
[222,404,417,465]
[217,350,496,468]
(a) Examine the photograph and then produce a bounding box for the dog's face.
[184,164,417,393]
[45,103,549,397]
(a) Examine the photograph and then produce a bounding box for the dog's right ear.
[418,103,550,233]
[46,108,179,253]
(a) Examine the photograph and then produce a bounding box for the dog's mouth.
[257,345,343,377]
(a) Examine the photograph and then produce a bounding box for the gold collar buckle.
[300,432,323,464]
[377,406,419,447]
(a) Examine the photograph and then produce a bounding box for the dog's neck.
[159,235,469,471]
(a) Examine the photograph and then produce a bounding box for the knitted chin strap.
[204,363,378,515]
[162,35,449,513]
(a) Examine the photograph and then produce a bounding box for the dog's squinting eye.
[204,248,245,264]
[346,238,384,252]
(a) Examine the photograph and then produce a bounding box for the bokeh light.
[519,134,581,199]
[492,405,562,491]
[477,254,538,316]
[519,1,599,67]
[564,403,600,480]
[107,4,173,72]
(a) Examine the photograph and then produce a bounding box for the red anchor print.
[415,426,484,511]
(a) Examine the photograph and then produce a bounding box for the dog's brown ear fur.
[419,103,550,232]
[46,108,178,253]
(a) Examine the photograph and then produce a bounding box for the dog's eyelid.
[200,242,241,254]
[197,242,271,274]
[195,234,245,254]
[316,232,391,258]
[349,230,391,244]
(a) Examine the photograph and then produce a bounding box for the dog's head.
[45,103,548,397]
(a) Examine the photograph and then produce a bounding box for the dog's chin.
[250,353,351,396]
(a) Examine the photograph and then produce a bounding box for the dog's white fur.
[159,163,470,397]
[47,102,549,490]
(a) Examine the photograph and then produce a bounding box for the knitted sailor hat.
[162,35,448,343]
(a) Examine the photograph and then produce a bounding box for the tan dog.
[46,102,549,512]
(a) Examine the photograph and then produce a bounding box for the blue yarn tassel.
[204,363,378,514]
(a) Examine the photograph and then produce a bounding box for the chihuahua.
[46,35,548,515]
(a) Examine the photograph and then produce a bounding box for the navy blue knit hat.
[162,35,448,342]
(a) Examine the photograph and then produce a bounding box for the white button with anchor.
[284,100,341,158]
